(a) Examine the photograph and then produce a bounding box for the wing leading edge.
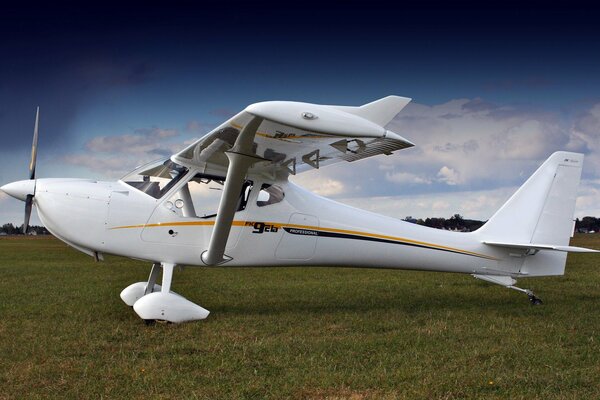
[172,96,414,178]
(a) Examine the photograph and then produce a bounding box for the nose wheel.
[121,262,210,324]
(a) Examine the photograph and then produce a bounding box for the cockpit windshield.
[122,159,189,199]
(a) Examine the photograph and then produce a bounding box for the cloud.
[53,97,600,219]
[379,98,568,189]
[576,179,600,217]
[431,200,450,211]
[291,173,347,196]
[437,166,462,185]
[62,154,135,177]
[433,139,479,154]
[63,126,189,178]
[461,98,497,112]
[311,179,346,196]
[85,127,178,154]
[337,186,517,221]
[186,120,215,133]
[567,104,600,176]
[287,98,600,218]
[385,171,432,185]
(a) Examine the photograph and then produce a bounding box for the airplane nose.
[0,179,36,201]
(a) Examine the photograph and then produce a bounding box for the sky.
[1,2,600,225]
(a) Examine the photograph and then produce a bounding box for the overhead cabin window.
[122,159,188,199]
[257,184,285,207]
[164,173,253,219]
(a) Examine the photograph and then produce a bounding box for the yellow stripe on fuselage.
[110,220,498,260]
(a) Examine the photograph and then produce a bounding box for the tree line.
[403,214,485,232]
[404,215,600,233]
[575,217,600,233]
[0,223,50,235]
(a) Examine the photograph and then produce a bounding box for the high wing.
[171,96,414,266]
[172,96,414,178]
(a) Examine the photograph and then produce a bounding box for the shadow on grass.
[197,284,530,317]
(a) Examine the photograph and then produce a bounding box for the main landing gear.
[472,274,543,305]
[120,262,210,324]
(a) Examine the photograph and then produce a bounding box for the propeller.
[23,107,39,234]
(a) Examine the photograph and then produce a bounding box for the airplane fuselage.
[33,176,534,278]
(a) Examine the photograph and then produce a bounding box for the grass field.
[1,235,600,399]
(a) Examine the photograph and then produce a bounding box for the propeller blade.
[23,194,33,234]
[29,107,39,180]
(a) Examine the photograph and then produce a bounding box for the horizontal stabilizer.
[483,241,599,253]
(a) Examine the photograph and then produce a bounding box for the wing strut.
[201,116,265,265]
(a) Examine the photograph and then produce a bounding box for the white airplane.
[2,97,598,324]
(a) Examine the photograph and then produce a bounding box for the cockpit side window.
[122,159,188,199]
[256,184,285,207]
[164,173,253,219]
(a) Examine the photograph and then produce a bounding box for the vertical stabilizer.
[479,152,583,246]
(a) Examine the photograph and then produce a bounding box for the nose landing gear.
[120,262,210,324]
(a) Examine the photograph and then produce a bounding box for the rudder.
[479,152,583,246]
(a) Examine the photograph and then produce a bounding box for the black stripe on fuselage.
[282,227,491,259]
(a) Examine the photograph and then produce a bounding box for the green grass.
[1,235,600,399]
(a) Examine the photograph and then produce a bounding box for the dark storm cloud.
[462,99,498,113]
[1,1,599,154]
[439,113,462,120]
[0,54,158,151]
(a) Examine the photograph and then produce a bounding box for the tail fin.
[478,152,590,276]
[479,151,583,245]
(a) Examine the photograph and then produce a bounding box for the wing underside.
[172,96,414,178]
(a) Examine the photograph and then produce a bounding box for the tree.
[1,223,17,235]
